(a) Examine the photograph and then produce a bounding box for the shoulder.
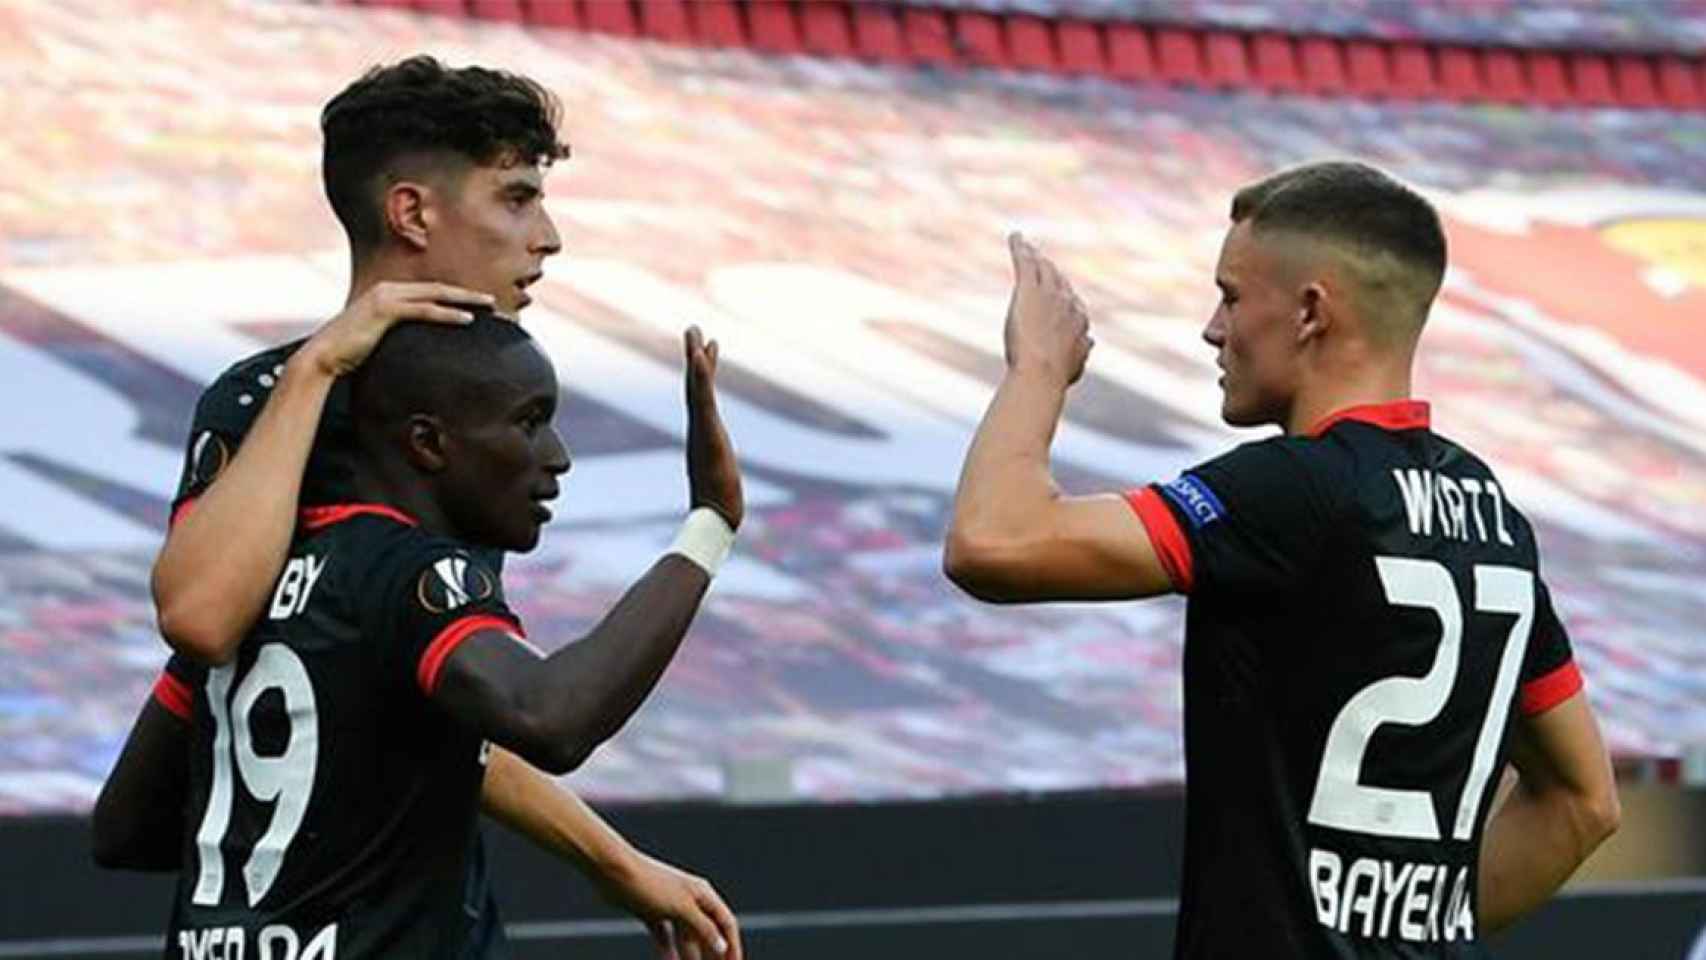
[355,523,505,610]
[193,339,308,424]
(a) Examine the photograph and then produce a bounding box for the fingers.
[650,920,680,960]
[410,302,481,326]
[675,897,730,960]
[412,282,496,307]
[697,884,743,960]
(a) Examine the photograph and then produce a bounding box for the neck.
[346,249,422,307]
[349,459,459,541]
[1283,343,1415,437]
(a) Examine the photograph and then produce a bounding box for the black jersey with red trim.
[159,507,528,960]
[1126,401,1582,959]
[172,339,354,519]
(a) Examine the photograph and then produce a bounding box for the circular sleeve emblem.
[416,554,498,614]
[188,431,230,490]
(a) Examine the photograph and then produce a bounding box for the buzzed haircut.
[350,313,539,433]
[1231,161,1447,339]
[321,55,571,258]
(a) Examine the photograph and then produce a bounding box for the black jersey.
[159,508,529,959]
[1126,401,1583,959]
[155,339,509,958]
[171,339,355,518]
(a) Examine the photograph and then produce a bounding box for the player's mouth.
[515,272,543,309]
[530,485,558,524]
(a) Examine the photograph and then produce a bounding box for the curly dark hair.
[321,55,571,256]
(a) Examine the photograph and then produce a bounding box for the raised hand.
[683,326,744,530]
[299,281,496,378]
[1003,232,1094,387]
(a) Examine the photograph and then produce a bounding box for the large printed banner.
[1,0,1704,812]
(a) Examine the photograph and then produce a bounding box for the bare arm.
[92,696,190,871]
[944,234,1173,602]
[435,327,742,775]
[480,748,742,959]
[1477,692,1620,933]
[152,283,493,665]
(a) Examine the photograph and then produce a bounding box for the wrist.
[668,508,736,576]
[284,342,341,383]
[1006,360,1071,390]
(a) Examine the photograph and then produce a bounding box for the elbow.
[942,530,1022,603]
[1581,784,1621,848]
[510,709,597,776]
[154,603,237,667]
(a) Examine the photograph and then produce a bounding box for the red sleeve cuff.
[417,614,527,696]
[1124,487,1194,593]
[169,497,198,529]
[1520,660,1583,716]
[152,671,193,720]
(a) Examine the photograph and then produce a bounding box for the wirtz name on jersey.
[1391,469,1515,546]
[1310,848,1475,944]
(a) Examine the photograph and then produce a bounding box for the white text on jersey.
[268,554,327,621]
[1391,469,1515,546]
[177,921,336,960]
[1310,848,1474,943]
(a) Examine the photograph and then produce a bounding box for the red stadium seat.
[1299,37,1347,95]
[1571,54,1617,106]
[748,1,803,54]
[1436,46,1482,101]
[1054,20,1104,75]
[469,0,524,21]
[583,0,638,36]
[1389,43,1435,99]
[954,11,1006,68]
[1154,28,1206,87]
[1656,56,1704,109]
[1613,55,1661,108]
[902,8,957,66]
[524,0,578,28]
[1005,15,1058,73]
[851,4,906,64]
[800,2,855,59]
[1104,24,1157,82]
[638,0,691,43]
[1526,51,1570,105]
[1482,49,1530,103]
[1252,33,1302,93]
[689,0,744,48]
[1344,40,1391,98]
[1203,31,1251,89]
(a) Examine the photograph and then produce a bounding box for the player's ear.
[1296,282,1330,344]
[383,181,432,252]
[403,414,449,473]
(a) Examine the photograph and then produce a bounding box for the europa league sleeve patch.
[187,430,231,492]
[415,553,500,615]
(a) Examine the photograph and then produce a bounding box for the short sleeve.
[152,653,205,720]
[1125,439,1336,597]
[169,378,260,524]
[1517,579,1582,716]
[368,543,528,697]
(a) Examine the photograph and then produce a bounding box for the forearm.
[92,700,190,871]
[480,747,636,879]
[949,366,1069,541]
[1477,779,1609,933]
[152,354,334,663]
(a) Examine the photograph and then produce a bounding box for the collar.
[300,503,418,531]
[1306,400,1431,438]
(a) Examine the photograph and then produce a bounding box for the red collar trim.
[1307,400,1431,437]
[300,503,418,531]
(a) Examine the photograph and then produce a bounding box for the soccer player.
[94,57,741,959]
[101,315,742,958]
[944,162,1620,957]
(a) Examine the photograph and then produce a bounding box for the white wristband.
[668,507,736,576]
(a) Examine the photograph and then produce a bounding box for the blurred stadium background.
[1,0,1704,956]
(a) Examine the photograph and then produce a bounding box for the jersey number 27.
[1308,558,1534,842]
